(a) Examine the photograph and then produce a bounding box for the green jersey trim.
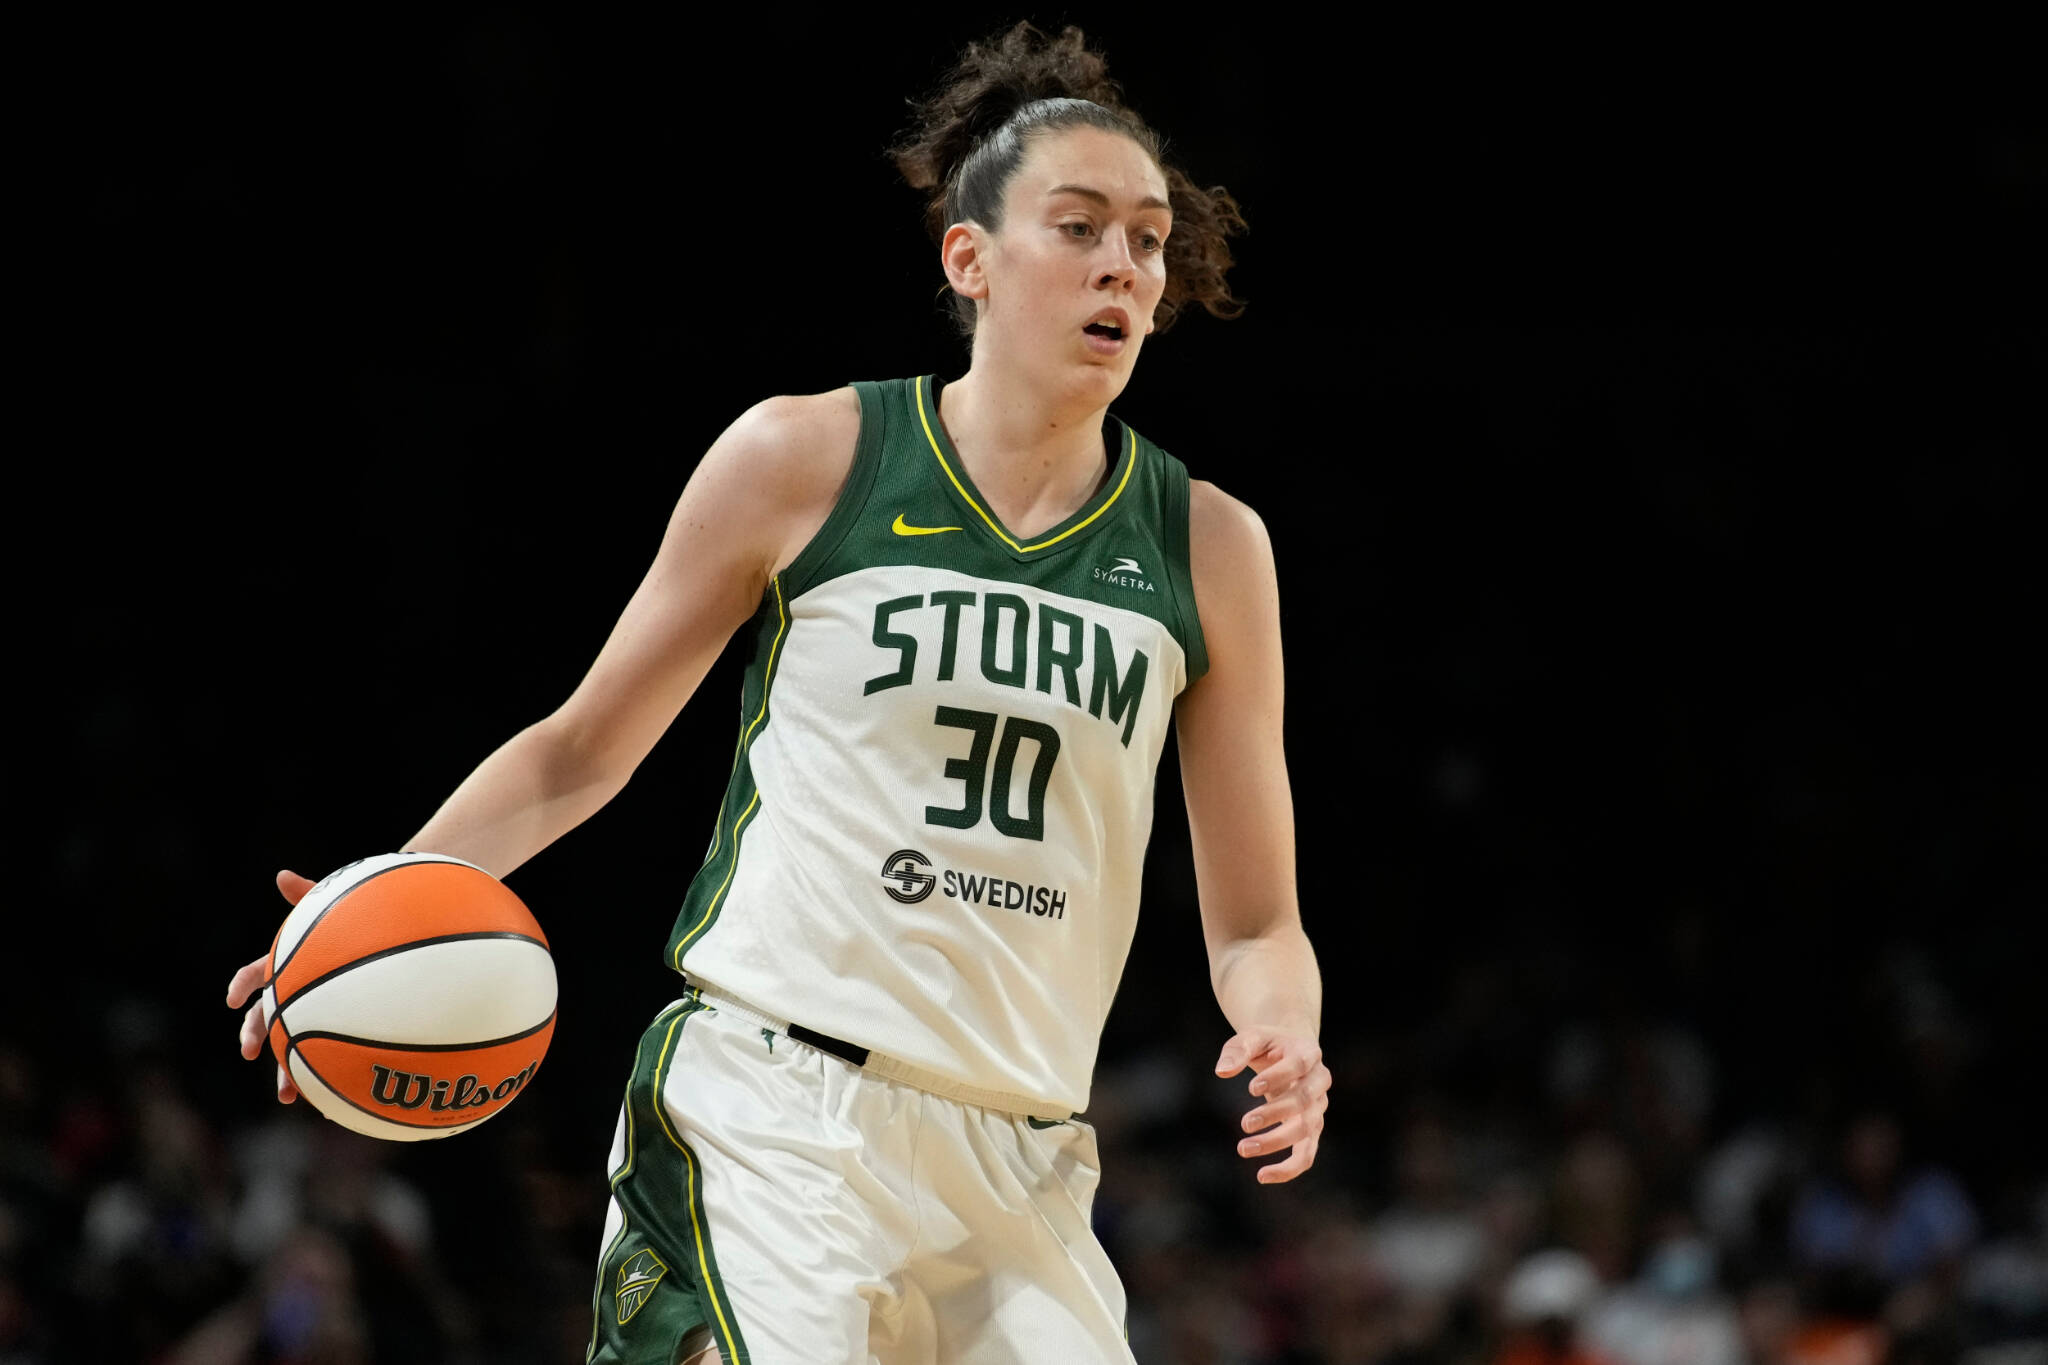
[778,383,888,601]
[671,577,789,966]
[1161,458,1208,681]
[913,374,1137,560]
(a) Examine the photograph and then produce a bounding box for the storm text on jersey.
[861,591,1151,747]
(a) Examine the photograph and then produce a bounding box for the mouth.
[1081,308,1132,353]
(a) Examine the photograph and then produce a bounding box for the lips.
[1081,306,1130,356]
[1081,309,1130,341]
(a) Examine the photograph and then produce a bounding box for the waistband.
[681,981,1070,1122]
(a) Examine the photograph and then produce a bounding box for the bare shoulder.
[686,386,863,580]
[710,386,862,503]
[1187,479,1277,606]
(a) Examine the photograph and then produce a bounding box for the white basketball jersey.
[665,376,1207,1115]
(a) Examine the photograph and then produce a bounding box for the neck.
[937,360,1121,540]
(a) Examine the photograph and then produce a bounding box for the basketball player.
[228,23,1328,1363]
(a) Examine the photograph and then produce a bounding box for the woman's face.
[965,125,1173,403]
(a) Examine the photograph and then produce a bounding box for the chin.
[1070,362,1131,404]
[1080,343,1141,382]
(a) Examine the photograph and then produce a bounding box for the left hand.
[1215,1028,1330,1183]
[225,869,321,1103]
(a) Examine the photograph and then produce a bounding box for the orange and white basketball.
[261,852,557,1141]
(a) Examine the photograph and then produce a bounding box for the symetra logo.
[1092,555,1156,593]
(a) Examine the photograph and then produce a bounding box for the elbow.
[526,714,633,807]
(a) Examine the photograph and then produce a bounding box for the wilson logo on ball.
[262,852,559,1142]
[367,1060,542,1112]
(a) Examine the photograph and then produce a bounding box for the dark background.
[12,11,2043,1364]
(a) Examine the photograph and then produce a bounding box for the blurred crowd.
[3,940,2043,1365]
[1087,941,2048,1365]
[1098,1059,2043,1365]
[0,1006,601,1365]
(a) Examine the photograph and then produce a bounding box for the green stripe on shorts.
[588,1000,753,1364]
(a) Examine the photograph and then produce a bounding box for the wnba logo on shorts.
[881,849,936,904]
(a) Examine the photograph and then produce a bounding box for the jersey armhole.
[776,381,889,600]
[1161,454,1210,684]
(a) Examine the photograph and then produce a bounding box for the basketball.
[260,852,557,1141]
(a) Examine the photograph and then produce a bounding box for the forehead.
[1011,125,1171,209]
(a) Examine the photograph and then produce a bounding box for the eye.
[1137,232,1164,253]
[1061,221,1094,238]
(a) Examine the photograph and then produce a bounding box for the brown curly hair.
[889,22,1246,337]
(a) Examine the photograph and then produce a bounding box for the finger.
[1247,1042,1322,1097]
[240,1001,271,1060]
[1254,1061,1335,1113]
[1258,1134,1320,1184]
[1243,1063,1335,1131]
[1238,1112,1314,1160]
[276,1061,298,1104]
[276,869,318,905]
[1215,1030,1272,1077]
[226,955,271,1009]
[1242,1090,1308,1132]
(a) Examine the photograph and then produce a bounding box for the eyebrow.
[1046,183,1172,213]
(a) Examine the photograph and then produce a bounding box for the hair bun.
[893,23,1127,195]
[888,22,1247,340]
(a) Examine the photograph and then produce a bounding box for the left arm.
[1176,480,1330,1183]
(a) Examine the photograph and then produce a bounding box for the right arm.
[228,388,862,1094]
[398,387,860,875]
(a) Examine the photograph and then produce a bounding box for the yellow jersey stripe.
[913,375,1137,553]
[699,729,745,871]
[673,577,789,966]
[676,794,760,959]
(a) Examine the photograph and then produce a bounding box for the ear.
[941,222,990,303]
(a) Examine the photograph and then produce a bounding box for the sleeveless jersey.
[664,375,1208,1115]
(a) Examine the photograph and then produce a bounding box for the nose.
[1094,233,1137,291]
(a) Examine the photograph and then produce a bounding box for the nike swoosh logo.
[1026,1116,1071,1129]
[893,514,963,537]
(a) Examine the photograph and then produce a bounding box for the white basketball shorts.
[585,989,1134,1364]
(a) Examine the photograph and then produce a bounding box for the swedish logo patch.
[615,1247,668,1325]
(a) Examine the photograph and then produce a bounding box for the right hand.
[226,869,318,1103]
